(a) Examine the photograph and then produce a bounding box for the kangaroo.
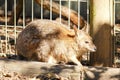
[16,19,96,69]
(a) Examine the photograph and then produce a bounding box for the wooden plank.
[90,0,114,67]
[0,60,119,80]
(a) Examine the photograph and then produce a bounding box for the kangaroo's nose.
[94,46,97,51]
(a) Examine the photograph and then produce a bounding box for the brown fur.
[16,19,96,67]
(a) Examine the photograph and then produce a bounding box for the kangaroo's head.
[72,26,96,52]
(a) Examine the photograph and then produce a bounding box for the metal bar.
[87,0,89,26]
[113,0,116,64]
[115,1,120,3]
[14,0,17,44]
[41,0,43,19]
[50,0,52,20]
[7,35,10,54]
[78,0,80,29]
[54,0,87,2]
[32,0,34,21]
[0,25,23,28]
[86,0,89,61]
[59,0,62,23]
[5,0,8,53]
[0,37,3,53]
[68,0,71,28]
[7,29,22,31]
[23,0,25,28]
[14,0,17,55]
[114,2,116,35]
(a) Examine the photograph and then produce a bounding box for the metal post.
[32,0,34,21]
[14,0,16,44]
[23,0,25,28]
[59,0,62,23]
[50,0,52,20]
[5,0,8,53]
[78,0,80,29]
[41,0,43,19]
[68,0,71,28]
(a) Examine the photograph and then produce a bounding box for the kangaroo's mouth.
[90,49,96,52]
[89,47,97,52]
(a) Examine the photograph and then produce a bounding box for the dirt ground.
[0,61,70,80]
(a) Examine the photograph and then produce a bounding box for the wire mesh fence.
[0,0,88,55]
[114,0,120,67]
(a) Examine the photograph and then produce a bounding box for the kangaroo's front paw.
[80,66,85,72]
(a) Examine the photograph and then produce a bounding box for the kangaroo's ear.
[81,23,89,33]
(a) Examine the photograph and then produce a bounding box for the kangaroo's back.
[16,20,75,60]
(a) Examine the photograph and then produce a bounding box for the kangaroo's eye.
[85,41,89,43]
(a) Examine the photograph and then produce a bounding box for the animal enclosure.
[0,0,120,80]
